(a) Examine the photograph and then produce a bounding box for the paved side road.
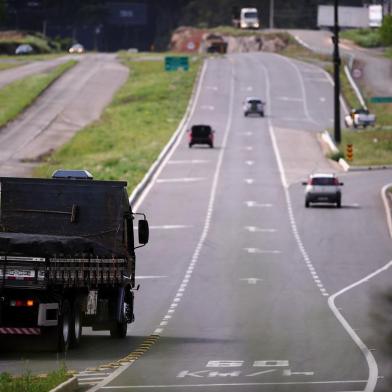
[289,29,392,97]
[0,55,78,89]
[0,53,129,177]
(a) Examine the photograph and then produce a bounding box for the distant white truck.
[317,5,383,29]
[233,7,260,29]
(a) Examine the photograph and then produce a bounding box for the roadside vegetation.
[34,54,202,192]
[0,60,76,128]
[340,14,392,49]
[0,367,70,392]
[0,31,72,55]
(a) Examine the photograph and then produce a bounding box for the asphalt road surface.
[0,55,74,89]
[0,53,128,177]
[290,29,392,97]
[1,51,392,392]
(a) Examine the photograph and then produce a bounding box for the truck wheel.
[70,300,82,348]
[58,299,71,352]
[110,319,127,338]
[110,302,128,339]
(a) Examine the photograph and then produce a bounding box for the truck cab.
[240,8,260,29]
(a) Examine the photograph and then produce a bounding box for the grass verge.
[340,28,382,48]
[0,367,70,392]
[34,53,202,193]
[282,33,392,166]
[0,60,76,128]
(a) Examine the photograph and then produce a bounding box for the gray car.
[302,173,343,208]
[243,97,265,117]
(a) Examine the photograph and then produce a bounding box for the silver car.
[302,173,343,208]
[243,97,265,117]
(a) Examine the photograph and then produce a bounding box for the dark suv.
[188,125,214,148]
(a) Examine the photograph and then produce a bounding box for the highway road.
[290,29,392,97]
[1,51,392,392]
[0,53,128,177]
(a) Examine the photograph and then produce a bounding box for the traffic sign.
[164,56,189,71]
[369,96,392,103]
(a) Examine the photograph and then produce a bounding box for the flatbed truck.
[0,170,149,351]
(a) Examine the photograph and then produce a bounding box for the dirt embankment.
[170,26,290,54]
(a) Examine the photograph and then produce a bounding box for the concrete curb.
[321,130,350,172]
[381,184,392,240]
[128,60,206,208]
[49,376,78,392]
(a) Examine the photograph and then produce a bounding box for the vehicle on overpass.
[232,7,260,29]
[0,170,149,351]
[302,173,344,208]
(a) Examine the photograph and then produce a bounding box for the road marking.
[201,105,215,110]
[240,131,253,136]
[245,201,273,208]
[168,159,210,164]
[320,97,326,102]
[149,225,192,230]
[100,380,368,389]
[136,276,168,279]
[156,177,205,183]
[262,60,381,392]
[245,226,276,233]
[244,178,254,184]
[276,96,303,102]
[244,248,281,254]
[329,260,392,392]
[240,278,262,284]
[206,86,218,91]
[244,146,253,151]
[245,160,254,166]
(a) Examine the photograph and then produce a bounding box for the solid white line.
[328,261,392,392]
[381,184,392,239]
[101,379,367,388]
[88,58,236,392]
[131,62,208,212]
[261,59,381,392]
[136,276,167,279]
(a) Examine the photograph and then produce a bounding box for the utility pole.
[333,0,341,144]
[269,0,274,29]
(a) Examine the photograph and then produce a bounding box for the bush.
[380,15,392,46]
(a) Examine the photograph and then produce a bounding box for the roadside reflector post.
[346,144,353,161]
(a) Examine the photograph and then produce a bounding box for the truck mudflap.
[0,327,41,335]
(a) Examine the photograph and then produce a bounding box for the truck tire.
[110,302,128,339]
[58,299,71,352]
[110,318,127,338]
[70,300,82,348]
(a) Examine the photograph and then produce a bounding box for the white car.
[15,44,33,55]
[243,97,265,117]
[302,173,343,208]
[69,43,85,54]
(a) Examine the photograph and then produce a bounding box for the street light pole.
[333,0,341,144]
[269,0,274,29]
